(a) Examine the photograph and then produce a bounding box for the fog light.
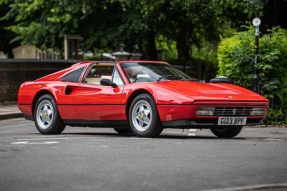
[196,107,215,116]
[251,108,267,116]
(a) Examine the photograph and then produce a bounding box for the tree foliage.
[0,0,253,58]
[1,0,287,63]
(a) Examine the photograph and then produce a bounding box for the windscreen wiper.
[182,78,199,82]
[157,75,182,82]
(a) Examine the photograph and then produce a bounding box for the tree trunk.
[176,23,192,72]
[146,31,158,60]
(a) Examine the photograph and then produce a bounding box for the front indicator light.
[250,108,267,116]
[196,107,215,116]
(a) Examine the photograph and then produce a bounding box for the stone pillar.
[12,45,41,59]
[130,52,142,60]
[112,44,129,60]
[112,51,130,61]
[64,35,83,60]
[46,49,53,59]
[0,51,8,59]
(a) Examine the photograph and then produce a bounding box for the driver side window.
[83,64,114,85]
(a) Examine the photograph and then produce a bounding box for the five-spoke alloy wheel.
[34,94,65,134]
[129,94,163,137]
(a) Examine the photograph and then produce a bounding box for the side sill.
[63,120,130,127]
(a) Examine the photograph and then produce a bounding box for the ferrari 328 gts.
[17,61,269,138]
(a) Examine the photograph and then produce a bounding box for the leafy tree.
[156,0,222,68]
[0,0,83,50]
[0,0,156,55]
[0,0,238,60]
[1,0,287,64]
[260,0,287,30]
[154,0,268,69]
[0,1,20,57]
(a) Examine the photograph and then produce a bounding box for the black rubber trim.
[210,77,233,83]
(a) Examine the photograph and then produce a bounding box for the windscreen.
[121,62,192,83]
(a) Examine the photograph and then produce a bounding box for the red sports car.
[17,61,269,138]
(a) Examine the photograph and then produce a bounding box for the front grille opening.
[215,107,252,116]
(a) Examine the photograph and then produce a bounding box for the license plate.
[217,117,247,125]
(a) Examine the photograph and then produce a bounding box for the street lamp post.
[252,11,261,93]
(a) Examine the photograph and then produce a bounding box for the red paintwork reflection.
[73,84,124,120]
[157,105,195,121]
[57,105,81,120]
[74,85,123,105]
[18,104,33,116]
[75,105,124,120]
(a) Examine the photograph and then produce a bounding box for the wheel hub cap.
[132,100,152,132]
[36,100,54,130]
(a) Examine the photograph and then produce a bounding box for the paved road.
[1,118,287,191]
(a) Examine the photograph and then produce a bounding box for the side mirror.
[100,78,117,87]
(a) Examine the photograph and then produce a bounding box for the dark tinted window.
[61,66,85,83]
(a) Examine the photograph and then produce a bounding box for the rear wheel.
[129,94,163,137]
[34,94,66,134]
[210,126,243,138]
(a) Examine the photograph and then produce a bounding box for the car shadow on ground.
[26,132,248,140]
[24,132,286,142]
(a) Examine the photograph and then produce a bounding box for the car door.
[56,66,86,120]
[73,63,125,120]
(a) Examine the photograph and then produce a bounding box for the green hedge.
[217,26,287,125]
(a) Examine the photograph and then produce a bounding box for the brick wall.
[0,59,80,103]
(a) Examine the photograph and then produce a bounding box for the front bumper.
[162,119,264,128]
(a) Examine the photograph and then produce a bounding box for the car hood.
[156,81,268,101]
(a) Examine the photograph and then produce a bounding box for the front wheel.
[129,94,163,137]
[34,94,66,134]
[210,126,243,138]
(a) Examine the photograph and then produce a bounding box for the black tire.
[210,126,243,138]
[114,128,133,134]
[34,94,66,134]
[129,93,163,137]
